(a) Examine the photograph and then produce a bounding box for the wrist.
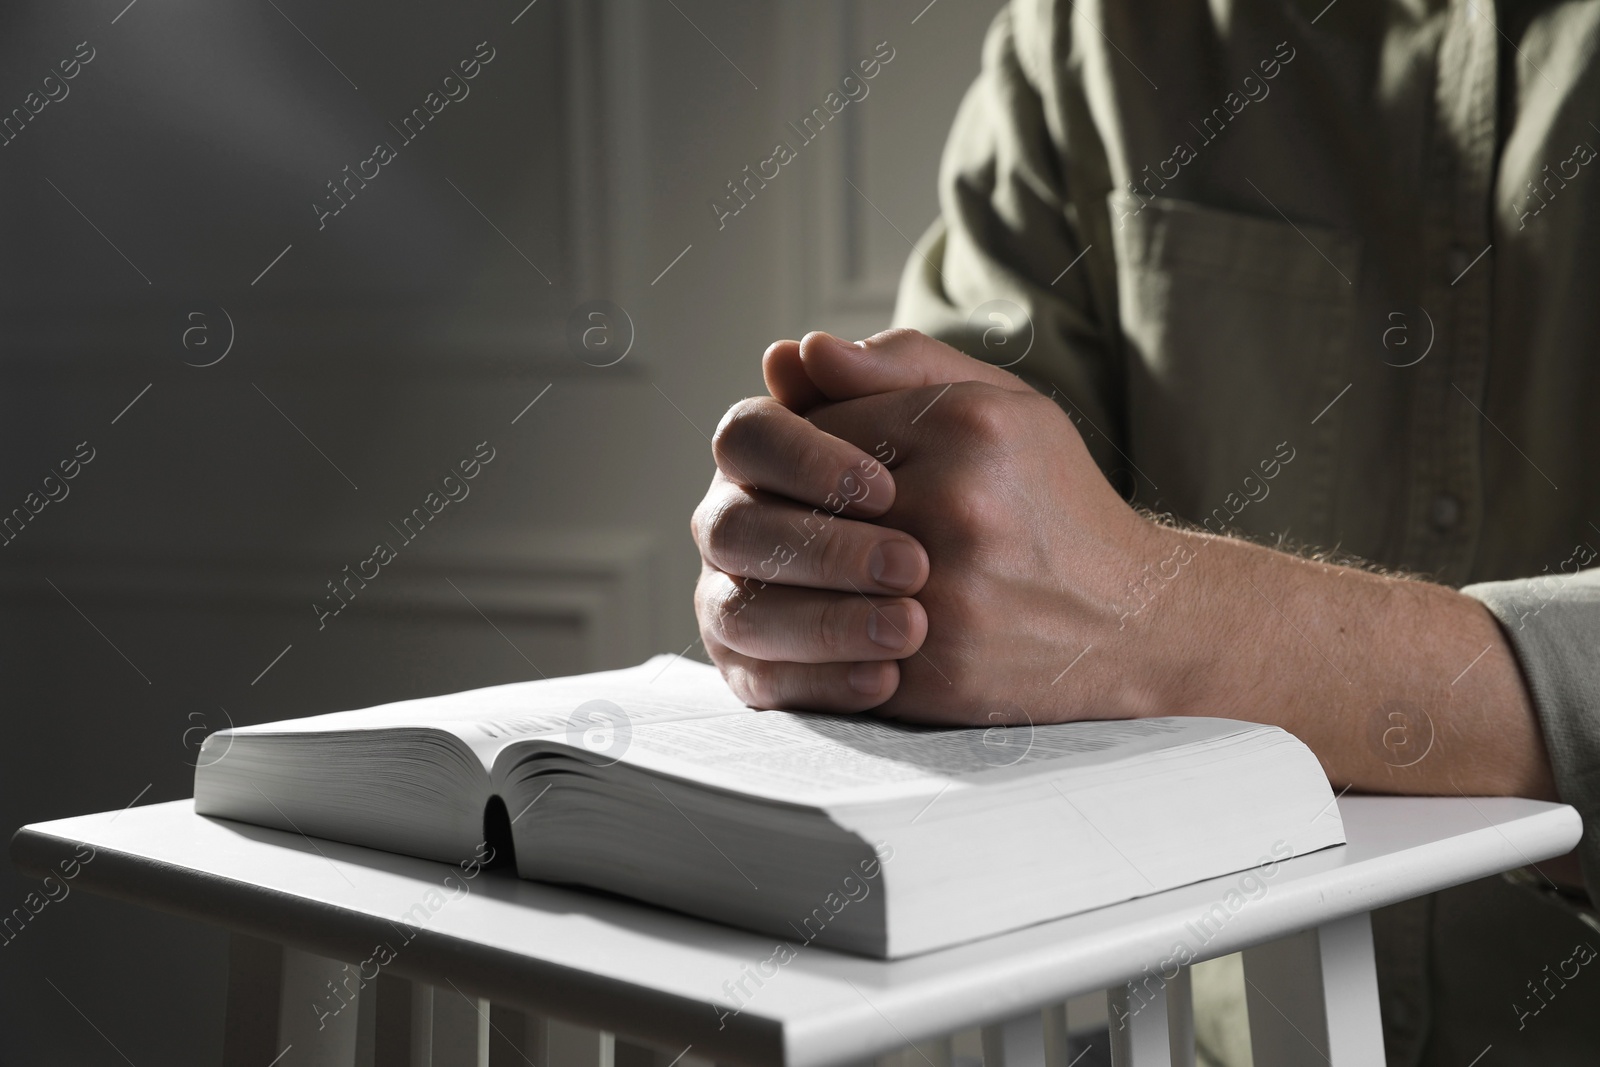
[1090,520,1229,717]
[1142,526,1371,722]
[1127,523,1340,719]
[1139,525,1249,715]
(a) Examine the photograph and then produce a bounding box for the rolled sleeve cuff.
[1462,568,1600,894]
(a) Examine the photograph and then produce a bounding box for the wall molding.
[780,0,904,341]
[6,528,660,673]
[0,310,577,380]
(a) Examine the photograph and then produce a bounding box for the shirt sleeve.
[890,1,1126,476]
[1461,567,1600,891]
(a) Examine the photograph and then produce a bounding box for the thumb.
[761,339,828,412]
[798,328,1033,402]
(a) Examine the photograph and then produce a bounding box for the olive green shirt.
[893,0,1600,1062]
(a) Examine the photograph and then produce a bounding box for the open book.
[193,656,1345,958]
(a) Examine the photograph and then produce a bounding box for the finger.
[713,396,894,516]
[762,339,828,413]
[694,481,928,594]
[706,641,900,712]
[804,380,1024,467]
[698,570,926,664]
[798,327,1035,403]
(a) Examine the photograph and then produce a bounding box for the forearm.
[1152,527,1557,800]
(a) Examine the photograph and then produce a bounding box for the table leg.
[981,1011,1045,1067]
[469,1006,624,1067]
[1165,967,1195,1067]
[545,1017,617,1067]
[1040,1005,1070,1067]
[487,1005,540,1066]
[1108,978,1172,1067]
[278,945,363,1066]
[355,979,377,1066]
[223,933,284,1067]
[408,982,491,1067]
[878,1035,953,1067]
[1241,911,1384,1066]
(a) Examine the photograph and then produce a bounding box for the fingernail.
[849,661,884,695]
[867,603,911,650]
[869,541,921,591]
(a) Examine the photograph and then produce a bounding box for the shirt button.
[1429,494,1461,532]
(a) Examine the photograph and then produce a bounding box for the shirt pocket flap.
[1104,193,1363,543]
[1110,193,1360,293]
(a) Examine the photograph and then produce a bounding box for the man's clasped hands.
[689,325,1561,808]
[691,328,1208,727]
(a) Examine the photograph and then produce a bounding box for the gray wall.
[0,0,1002,1061]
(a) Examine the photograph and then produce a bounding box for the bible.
[193,655,1344,958]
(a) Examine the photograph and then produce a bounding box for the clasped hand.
[691,329,1197,724]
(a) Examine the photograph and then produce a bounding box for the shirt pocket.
[1107,193,1362,545]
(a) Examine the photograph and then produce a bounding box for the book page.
[527,710,1263,806]
[223,656,752,766]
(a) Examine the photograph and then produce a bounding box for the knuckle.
[941,384,1013,442]
[692,567,719,614]
[715,586,756,647]
[958,478,1005,529]
[808,513,850,583]
[738,661,780,709]
[712,397,779,471]
[698,571,759,644]
[693,563,718,603]
[813,597,851,659]
[868,326,926,350]
[797,667,843,710]
[925,473,996,539]
[701,495,757,572]
[689,493,717,549]
[788,432,839,492]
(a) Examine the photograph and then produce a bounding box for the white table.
[10,797,1580,1067]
